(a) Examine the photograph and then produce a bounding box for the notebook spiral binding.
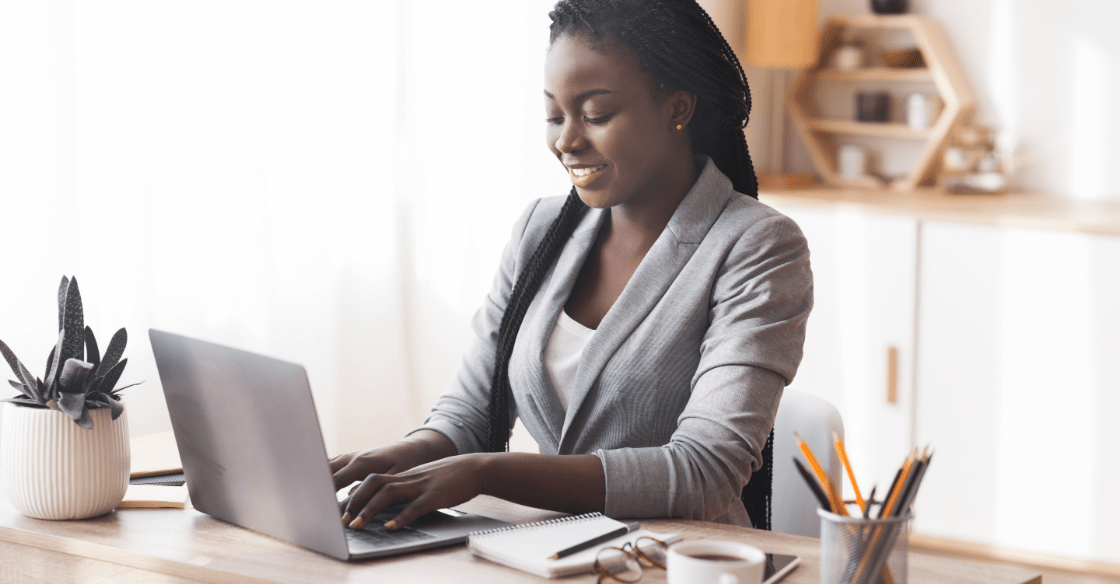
[467,512,604,538]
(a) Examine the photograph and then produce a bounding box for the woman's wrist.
[462,452,606,513]
[471,452,501,497]
[396,430,457,470]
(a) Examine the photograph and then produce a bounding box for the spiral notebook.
[467,513,680,579]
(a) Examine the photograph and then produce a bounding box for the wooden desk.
[0,497,1040,584]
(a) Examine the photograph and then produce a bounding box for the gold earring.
[676,124,683,130]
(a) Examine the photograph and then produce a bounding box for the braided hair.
[486,189,587,452]
[484,0,759,453]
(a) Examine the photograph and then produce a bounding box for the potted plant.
[1,276,139,520]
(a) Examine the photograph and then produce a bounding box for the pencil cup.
[818,506,912,584]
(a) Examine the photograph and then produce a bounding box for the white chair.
[770,389,845,538]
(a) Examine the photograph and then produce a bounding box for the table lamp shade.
[746,0,819,68]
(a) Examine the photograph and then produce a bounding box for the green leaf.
[93,328,127,380]
[57,276,69,332]
[108,381,142,397]
[74,407,93,429]
[59,390,86,419]
[84,326,100,372]
[17,362,40,402]
[7,379,38,402]
[44,345,55,383]
[44,329,65,400]
[58,358,94,393]
[1,339,28,384]
[60,278,85,364]
[108,395,123,420]
[17,362,37,395]
[95,358,127,395]
[2,397,47,408]
[0,338,39,398]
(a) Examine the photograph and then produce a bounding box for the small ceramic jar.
[831,43,865,71]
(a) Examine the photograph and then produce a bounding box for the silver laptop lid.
[149,329,350,559]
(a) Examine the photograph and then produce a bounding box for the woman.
[330,0,812,531]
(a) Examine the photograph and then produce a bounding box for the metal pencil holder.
[818,505,913,584]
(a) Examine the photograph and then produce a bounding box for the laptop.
[148,329,510,560]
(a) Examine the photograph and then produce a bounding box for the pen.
[548,521,640,560]
[862,486,877,519]
[793,457,833,510]
[897,449,933,516]
[882,449,916,518]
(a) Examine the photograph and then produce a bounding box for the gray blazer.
[414,156,813,526]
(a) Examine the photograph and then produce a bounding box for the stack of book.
[121,431,188,509]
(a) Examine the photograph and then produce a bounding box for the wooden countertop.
[0,496,1041,584]
[759,187,1120,237]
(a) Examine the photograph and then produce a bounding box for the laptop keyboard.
[346,523,436,551]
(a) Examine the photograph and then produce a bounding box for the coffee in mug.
[690,554,742,562]
[667,540,766,584]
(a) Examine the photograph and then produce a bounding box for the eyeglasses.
[593,536,670,583]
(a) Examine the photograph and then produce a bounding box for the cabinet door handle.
[886,346,899,404]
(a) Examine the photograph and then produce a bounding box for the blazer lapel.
[558,157,735,450]
[517,206,606,450]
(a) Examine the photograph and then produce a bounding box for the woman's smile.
[544,33,693,209]
[568,164,608,186]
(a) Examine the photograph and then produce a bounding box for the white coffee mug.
[666,540,766,584]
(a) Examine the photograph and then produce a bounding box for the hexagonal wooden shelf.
[787,14,976,190]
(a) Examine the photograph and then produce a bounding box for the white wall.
[3,0,1112,464]
[780,0,1120,201]
[695,0,777,178]
[0,0,563,455]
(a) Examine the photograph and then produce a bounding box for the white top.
[543,309,595,412]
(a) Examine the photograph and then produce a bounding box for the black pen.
[547,521,640,560]
[862,486,877,519]
[793,457,833,511]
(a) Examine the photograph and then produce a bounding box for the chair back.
[771,389,845,537]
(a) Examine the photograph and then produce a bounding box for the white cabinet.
[777,205,919,499]
[774,202,1120,565]
[915,221,1120,564]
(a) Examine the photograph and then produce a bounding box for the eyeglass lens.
[594,537,670,583]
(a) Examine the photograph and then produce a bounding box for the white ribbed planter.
[1,402,130,520]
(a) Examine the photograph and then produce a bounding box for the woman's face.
[544,33,693,209]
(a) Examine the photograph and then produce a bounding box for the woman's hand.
[328,430,457,493]
[339,451,606,531]
[340,454,490,531]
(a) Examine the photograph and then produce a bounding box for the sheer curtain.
[0,0,563,454]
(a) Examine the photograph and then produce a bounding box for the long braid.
[549,0,759,197]
[486,189,588,452]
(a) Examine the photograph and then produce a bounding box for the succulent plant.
[1,276,139,429]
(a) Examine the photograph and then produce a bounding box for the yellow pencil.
[832,431,866,514]
[852,449,918,584]
[795,433,847,516]
[881,449,916,518]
